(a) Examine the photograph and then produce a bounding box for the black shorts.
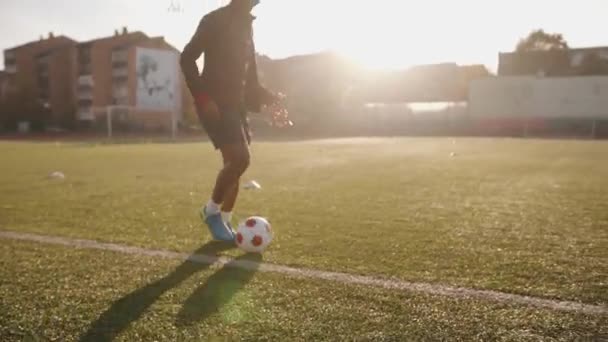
[198,107,251,150]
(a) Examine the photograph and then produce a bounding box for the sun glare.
[254,0,446,71]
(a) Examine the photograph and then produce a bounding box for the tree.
[516,29,569,52]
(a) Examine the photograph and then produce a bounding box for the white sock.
[205,200,221,215]
[221,211,233,224]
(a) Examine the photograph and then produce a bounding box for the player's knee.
[235,152,250,175]
[224,154,249,176]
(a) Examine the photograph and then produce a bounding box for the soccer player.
[180,0,281,242]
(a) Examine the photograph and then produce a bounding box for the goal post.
[91,105,136,139]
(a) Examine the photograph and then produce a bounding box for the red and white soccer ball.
[235,216,273,253]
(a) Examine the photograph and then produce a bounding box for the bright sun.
[287,1,440,71]
[252,0,471,70]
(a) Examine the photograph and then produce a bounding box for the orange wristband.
[195,92,211,107]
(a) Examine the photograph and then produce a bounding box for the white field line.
[1,230,606,316]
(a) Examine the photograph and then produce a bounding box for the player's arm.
[245,42,277,112]
[180,16,218,117]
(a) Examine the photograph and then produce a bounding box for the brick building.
[0,70,8,100]
[76,27,194,131]
[3,33,78,126]
[2,28,194,131]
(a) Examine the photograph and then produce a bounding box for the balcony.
[112,67,129,78]
[78,75,94,87]
[112,85,128,98]
[78,107,95,121]
[78,90,93,101]
[111,49,128,63]
[113,95,129,106]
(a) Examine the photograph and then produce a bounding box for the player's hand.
[268,91,286,106]
[195,93,221,121]
[262,94,292,128]
[270,106,292,128]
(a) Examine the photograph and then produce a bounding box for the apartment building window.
[111,49,128,62]
[4,50,16,66]
[37,63,50,77]
[38,75,50,107]
[112,61,128,69]
[38,75,50,88]
[4,57,16,66]
[78,45,92,76]
[79,64,92,76]
[78,45,91,63]
[78,99,93,107]
[5,51,17,73]
[111,48,129,83]
[79,53,91,65]
[39,91,50,102]
[112,66,129,78]
[77,84,93,92]
[112,75,128,83]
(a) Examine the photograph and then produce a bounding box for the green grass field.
[1,138,607,341]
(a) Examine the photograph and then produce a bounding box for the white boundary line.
[1,230,606,316]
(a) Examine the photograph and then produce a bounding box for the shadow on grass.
[175,253,262,327]
[79,241,253,342]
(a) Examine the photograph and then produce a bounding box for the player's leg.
[213,140,249,206]
[198,112,244,241]
[202,116,250,240]
[201,156,238,241]
[221,180,240,224]
[218,120,250,225]
[203,143,247,230]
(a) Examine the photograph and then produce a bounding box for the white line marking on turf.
[1,230,606,316]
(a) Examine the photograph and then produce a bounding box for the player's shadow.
[79,241,239,342]
[175,253,262,326]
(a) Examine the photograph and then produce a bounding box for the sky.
[1,0,607,72]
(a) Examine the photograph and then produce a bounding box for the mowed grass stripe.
[2,230,605,316]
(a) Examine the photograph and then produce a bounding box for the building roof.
[4,35,76,52]
[149,37,179,52]
[78,30,148,46]
[111,36,152,51]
